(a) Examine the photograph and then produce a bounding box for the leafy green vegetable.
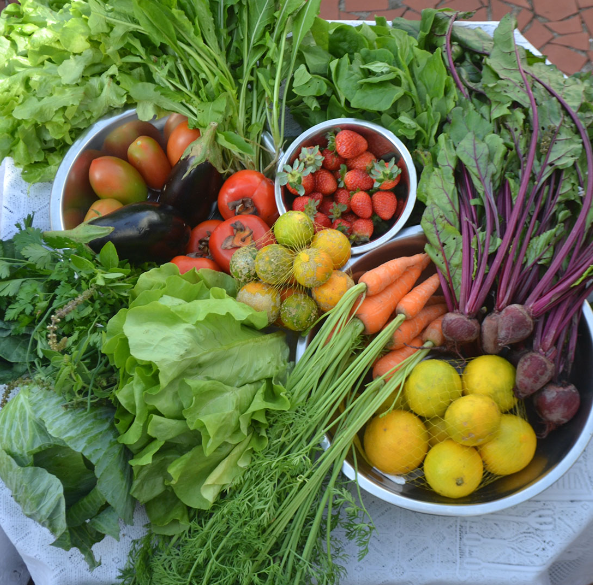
[0,216,145,405]
[102,265,290,534]
[0,384,134,568]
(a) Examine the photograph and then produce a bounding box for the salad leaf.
[0,385,134,568]
[103,265,290,534]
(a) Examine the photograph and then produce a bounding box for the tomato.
[89,156,148,204]
[209,216,275,273]
[171,256,222,274]
[186,219,222,256]
[218,170,278,227]
[167,120,201,166]
[83,199,123,222]
[127,136,172,190]
[164,113,188,142]
[63,149,102,228]
[103,120,165,160]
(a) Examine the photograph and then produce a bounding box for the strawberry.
[370,158,402,190]
[321,148,345,171]
[314,168,338,195]
[298,145,324,172]
[292,195,314,213]
[278,160,314,196]
[346,151,376,171]
[350,191,373,219]
[333,188,351,213]
[313,212,332,232]
[351,218,374,243]
[342,211,358,224]
[334,129,368,159]
[334,164,348,187]
[372,190,397,220]
[329,202,348,221]
[344,168,374,192]
[309,191,324,205]
[332,218,352,235]
[318,197,335,216]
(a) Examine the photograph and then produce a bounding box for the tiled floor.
[321,0,593,75]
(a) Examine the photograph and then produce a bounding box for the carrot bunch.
[351,253,446,380]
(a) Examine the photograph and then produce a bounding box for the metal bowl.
[297,226,593,516]
[50,109,166,231]
[274,118,417,255]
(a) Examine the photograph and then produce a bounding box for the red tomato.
[89,156,148,204]
[63,149,102,228]
[218,170,278,227]
[167,120,201,166]
[171,256,222,274]
[186,219,222,256]
[209,216,274,273]
[127,136,172,190]
[164,113,188,142]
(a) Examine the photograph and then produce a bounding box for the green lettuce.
[0,385,134,568]
[102,265,290,534]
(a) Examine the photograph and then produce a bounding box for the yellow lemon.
[404,359,463,418]
[425,417,450,447]
[424,439,483,498]
[311,229,351,269]
[445,394,502,446]
[363,410,428,475]
[312,270,354,312]
[478,414,537,476]
[463,355,518,412]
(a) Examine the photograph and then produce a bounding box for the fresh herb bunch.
[87,0,322,173]
[0,216,146,406]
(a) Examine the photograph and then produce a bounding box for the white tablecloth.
[1,155,593,585]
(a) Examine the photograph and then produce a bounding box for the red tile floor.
[320,0,593,75]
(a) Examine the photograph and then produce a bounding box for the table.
[2,20,593,583]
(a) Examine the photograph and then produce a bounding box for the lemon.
[445,394,501,447]
[311,229,351,269]
[404,359,463,418]
[363,410,428,475]
[424,439,483,498]
[478,414,537,476]
[425,417,449,447]
[463,355,518,412]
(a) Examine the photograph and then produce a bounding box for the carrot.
[372,337,423,380]
[387,304,448,350]
[425,295,446,306]
[355,262,428,334]
[396,273,441,320]
[359,253,428,296]
[421,314,446,347]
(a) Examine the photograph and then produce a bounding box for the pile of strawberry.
[277,129,405,244]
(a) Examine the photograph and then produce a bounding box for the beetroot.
[481,312,502,354]
[533,382,580,437]
[515,352,555,398]
[442,312,480,344]
[497,304,534,346]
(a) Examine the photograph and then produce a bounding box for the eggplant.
[156,122,223,227]
[88,202,190,264]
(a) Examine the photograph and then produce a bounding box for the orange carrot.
[356,262,428,334]
[396,273,442,320]
[387,304,448,350]
[372,337,423,380]
[421,314,445,347]
[425,295,446,306]
[359,253,428,296]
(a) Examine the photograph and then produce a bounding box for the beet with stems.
[442,312,480,344]
[515,352,555,399]
[497,304,534,346]
[533,382,580,437]
[481,312,502,355]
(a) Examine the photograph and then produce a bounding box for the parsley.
[0,215,146,406]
